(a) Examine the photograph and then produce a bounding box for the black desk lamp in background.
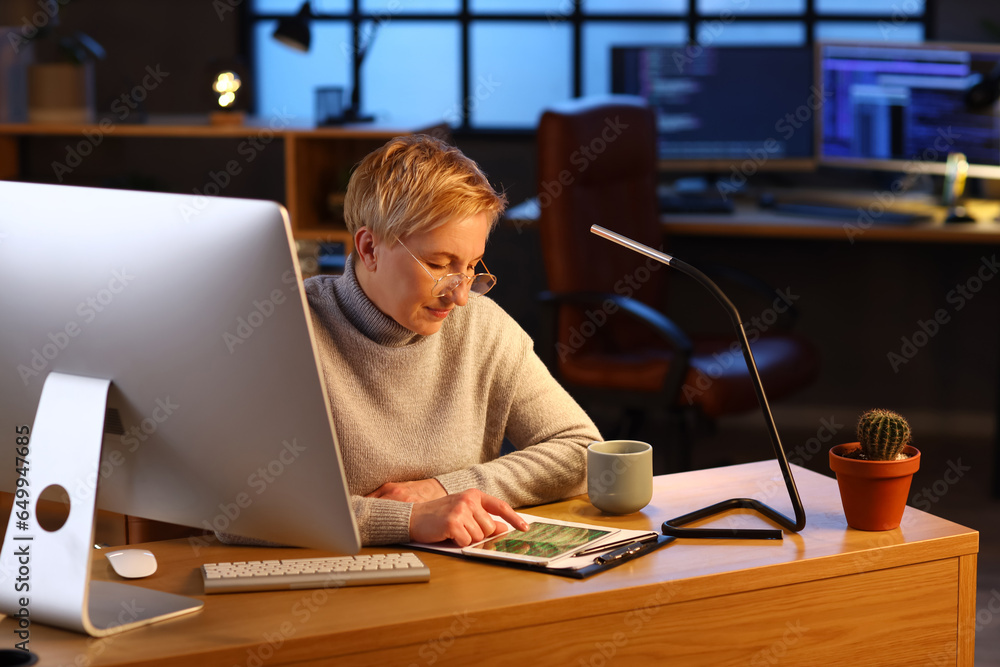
[272,1,376,124]
[590,225,807,540]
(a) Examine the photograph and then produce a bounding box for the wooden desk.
[8,462,977,666]
[661,199,1000,244]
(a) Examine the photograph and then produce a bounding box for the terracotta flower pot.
[829,442,921,531]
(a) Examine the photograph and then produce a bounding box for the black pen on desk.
[571,533,658,558]
[595,538,659,565]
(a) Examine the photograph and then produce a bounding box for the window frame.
[244,0,935,134]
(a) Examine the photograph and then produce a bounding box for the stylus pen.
[571,533,658,558]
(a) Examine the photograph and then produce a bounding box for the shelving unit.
[0,117,447,252]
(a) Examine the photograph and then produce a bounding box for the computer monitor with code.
[611,45,816,173]
[818,41,1000,180]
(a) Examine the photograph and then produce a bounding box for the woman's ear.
[354,227,379,272]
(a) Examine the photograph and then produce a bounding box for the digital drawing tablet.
[461,520,620,565]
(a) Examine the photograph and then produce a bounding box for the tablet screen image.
[475,522,612,559]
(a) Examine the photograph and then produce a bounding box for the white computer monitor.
[0,182,360,636]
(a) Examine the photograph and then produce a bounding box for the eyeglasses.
[397,239,497,298]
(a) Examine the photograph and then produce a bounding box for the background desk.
[662,199,1000,244]
[10,462,977,666]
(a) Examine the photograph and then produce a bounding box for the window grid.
[246,0,934,132]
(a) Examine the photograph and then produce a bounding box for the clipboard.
[407,514,675,579]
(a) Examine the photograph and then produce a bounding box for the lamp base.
[319,107,375,126]
[662,497,789,539]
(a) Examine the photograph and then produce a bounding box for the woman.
[306,134,600,546]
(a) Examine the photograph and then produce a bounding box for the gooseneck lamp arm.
[590,225,806,539]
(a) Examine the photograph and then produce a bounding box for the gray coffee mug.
[587,440,653,514]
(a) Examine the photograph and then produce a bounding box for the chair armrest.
[537,290,693,365]
[536,291,694,406]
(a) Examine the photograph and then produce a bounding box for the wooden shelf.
[0,117,448,253]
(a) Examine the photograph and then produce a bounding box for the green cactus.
[857,409,912,461]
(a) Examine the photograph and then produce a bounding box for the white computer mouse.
[105,548,157,579]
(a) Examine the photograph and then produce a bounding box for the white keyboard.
[201,552,430,594]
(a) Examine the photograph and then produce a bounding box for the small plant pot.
[829,442,921,531]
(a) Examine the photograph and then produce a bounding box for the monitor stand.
[0,372,202,637]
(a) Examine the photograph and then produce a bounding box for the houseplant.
[829,409,921,531]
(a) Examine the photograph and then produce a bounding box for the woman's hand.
[408,489,529,546]
[366,478,448,503]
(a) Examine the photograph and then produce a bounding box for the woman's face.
[360,212,491,336]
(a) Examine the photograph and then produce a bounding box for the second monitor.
[611,45,816,172]
[818,40,1000,180]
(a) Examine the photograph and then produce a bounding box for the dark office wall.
[935,3,1000,42]
[43,0,242,116]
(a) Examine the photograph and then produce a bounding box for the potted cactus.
[829,409,921,531]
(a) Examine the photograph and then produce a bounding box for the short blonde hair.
[344,135,507,245]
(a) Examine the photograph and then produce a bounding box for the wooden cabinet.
[0,118,446,251]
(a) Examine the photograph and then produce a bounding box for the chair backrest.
[537,96,663,305]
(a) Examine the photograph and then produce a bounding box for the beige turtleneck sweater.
[305,254,599,546]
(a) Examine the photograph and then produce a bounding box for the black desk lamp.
[272,1,375,124]
[272,1,312,52]
[590,225,807,540]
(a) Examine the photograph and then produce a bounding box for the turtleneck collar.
[332,254,422,348]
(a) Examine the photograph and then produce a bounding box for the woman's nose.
[444,279,472,306]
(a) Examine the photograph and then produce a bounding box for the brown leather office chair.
[535,96,819,472]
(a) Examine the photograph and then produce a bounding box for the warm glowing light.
[213,71,242,108]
